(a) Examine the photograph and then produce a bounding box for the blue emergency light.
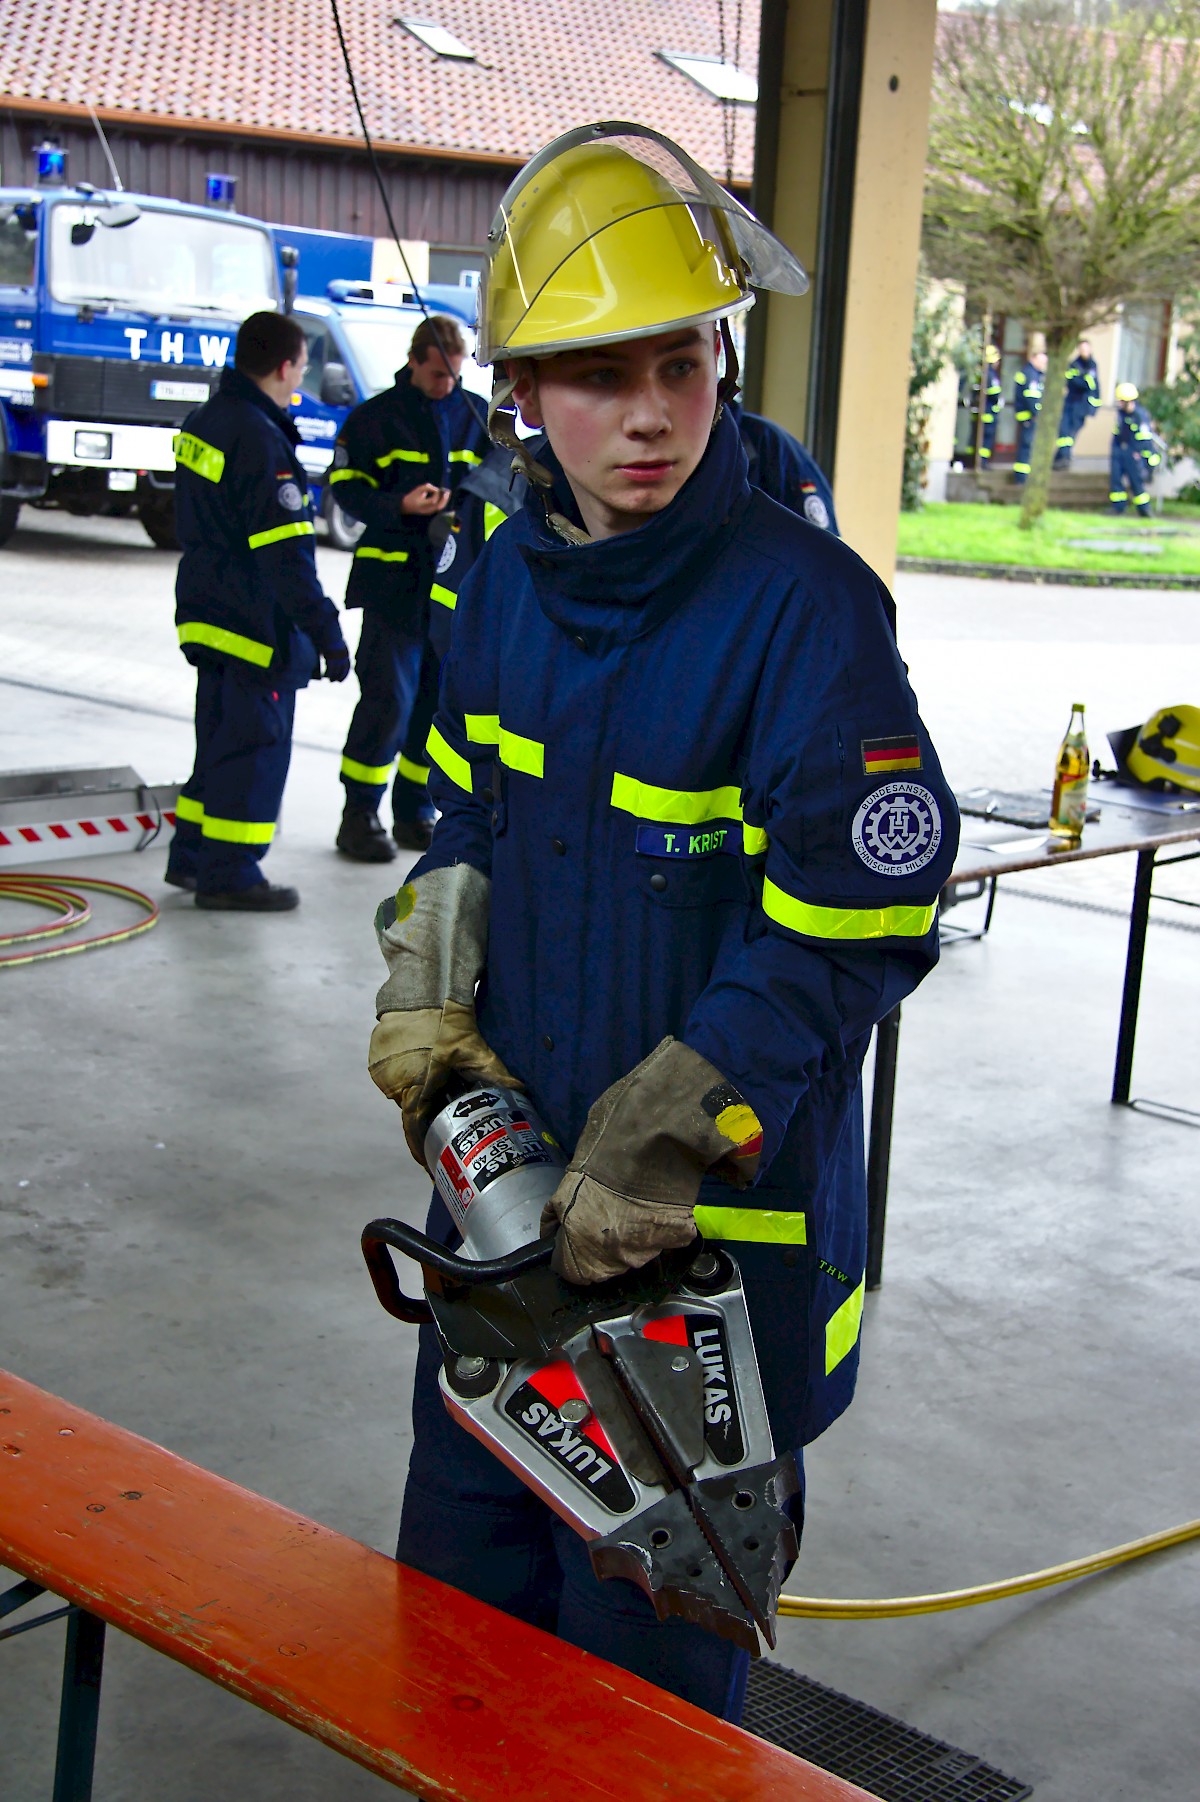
[35,142,67,185]
[205,173,237,209]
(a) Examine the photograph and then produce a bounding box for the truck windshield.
[48,204,277,316]
[340,312,486,398]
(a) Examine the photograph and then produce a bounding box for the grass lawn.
[896,502,1200,578]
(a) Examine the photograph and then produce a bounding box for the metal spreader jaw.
[362,1221,799,1654]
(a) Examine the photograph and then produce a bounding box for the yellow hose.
[0,872,158,966]
[778,1515,1200,1619]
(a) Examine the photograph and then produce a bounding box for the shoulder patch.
[333,442,350,468]
[276,481,304,512]
[803,493,831,530]
[436,532,458,575]
[852,782,942,877]
[861,735,922,775]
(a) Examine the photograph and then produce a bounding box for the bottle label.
[1055,774,1088,831]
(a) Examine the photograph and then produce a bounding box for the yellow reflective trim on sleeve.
[247,521,315,551]
[694,1207,808,1245]
[449,449,482,465]
[743,823,769,856]
[426,724,472,794]
[825,1277,865,1374]
[200,814,276,846]
[173,432,225,483]
[430,583,457,609]
[328,467,378,487]
[465,714,544,779]
[341,754,395,786]
[354,546,410,562]
[175,794,205,823]
[762,877,935,940]
[483,501,507,540]
[610,773,742,825]
[377,447,430,467]
[177,622,274,668]
[397,753,430,785]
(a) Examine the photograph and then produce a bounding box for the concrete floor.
[2,510,1199,1800]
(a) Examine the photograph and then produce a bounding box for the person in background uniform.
[729,401,840,533]
[964,343,1003,466]
[1110,381,1161,515]
[1054,338,1101,469]
[329,315,489,863]
[364,124,958,1721]
[167,311,349,911]
[1011,347,1047,484]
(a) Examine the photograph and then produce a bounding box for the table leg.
[1112,848,1156,1106]
[53,1609,105,1802]
[866,1004,902,1290]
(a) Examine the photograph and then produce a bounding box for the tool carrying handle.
[360,1217,555,1324]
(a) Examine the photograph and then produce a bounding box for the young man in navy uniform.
[365,125,958,1719]
[168,311,349,910]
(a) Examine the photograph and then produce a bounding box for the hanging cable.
[0,872,158,967]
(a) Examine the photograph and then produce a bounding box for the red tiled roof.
[0,0,759,183]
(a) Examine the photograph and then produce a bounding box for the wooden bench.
[0,1368,878,1801]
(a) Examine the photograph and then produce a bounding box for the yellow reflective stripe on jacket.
[177,622,273,668]
[483,502,507,539]
[449,449,482,465]
[397,753,429,785]
[743,823,769,856]
[610,773,742,825]
[173,432,225,483]
[377,447,430,467]
[694,1207,807,1245]
[825,1278,865,1374]
[341,754,394,786]
[200,814,276,846]
[427,724,472,794]
[465,714,545,779]
[328,466,378,488]
[431,583,456,609]
[247,521,314,551]
[763,877,935,940]
[175,794,205,823]
[354,546,409,562]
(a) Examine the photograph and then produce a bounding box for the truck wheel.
[325,494,365,552]
[139,495,180,550]
[0,496,20,547]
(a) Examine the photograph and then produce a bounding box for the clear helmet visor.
[479,122,808,363]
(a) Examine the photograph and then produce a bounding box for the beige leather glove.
[369,1000,521,1162]
[541,1037,763,1284]
[369,865,520,1163]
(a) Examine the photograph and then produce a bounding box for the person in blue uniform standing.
[1011,347,1047,483]
[364,124,959,1719]
[330,316,489,863]
[167,311,349,910]
[964,343,1003,466]
[1054,337,1100,469]
[1110,381,1161,515]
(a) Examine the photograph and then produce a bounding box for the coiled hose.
[0,871,158,967]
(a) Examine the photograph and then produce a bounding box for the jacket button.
[491,810,499,827]
[542,1033,555,1051]
[552,837,566,856]
[573,633,587,651]
[481,787,494,805]
[649,873,667,892]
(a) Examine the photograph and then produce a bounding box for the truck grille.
[34,356,218,424]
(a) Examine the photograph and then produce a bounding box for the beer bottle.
[1049,703,1089,840]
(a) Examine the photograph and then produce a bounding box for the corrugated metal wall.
[0,113,507,248]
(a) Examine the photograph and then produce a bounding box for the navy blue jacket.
[1112,402,1161,467]
[174,367,342,687]
[412,411,959,1443]
[329,368,489,630]
[1013,361,1045,422]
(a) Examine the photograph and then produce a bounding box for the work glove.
[368,865,520,1163]
[541,1037,763,1285]
[319,636,351,683]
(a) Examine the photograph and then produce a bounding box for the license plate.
[151,380,209,402]
[107,469,138,491]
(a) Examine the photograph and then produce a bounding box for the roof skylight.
[658,52,757,104]
[398,18,476,59]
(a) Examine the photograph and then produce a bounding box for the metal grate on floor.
[742,1660,1032,1802]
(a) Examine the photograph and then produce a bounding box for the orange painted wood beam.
[0,1369,879,1801]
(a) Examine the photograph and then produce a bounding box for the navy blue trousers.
[1054,399,1089,467]
[167,663,294,894]
[1110,444,1151,513]
[1013,416,1039,482]
[340,610,438,823]
[396,1196,807,1723]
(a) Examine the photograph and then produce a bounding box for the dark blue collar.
[218,365,299,443]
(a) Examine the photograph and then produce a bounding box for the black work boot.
[195,881,300,912]
[337,809,397,863]
[392,817,433,852]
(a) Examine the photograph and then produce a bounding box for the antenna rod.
[86,105,125,192]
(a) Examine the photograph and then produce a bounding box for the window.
[296,317,328,400]
[658,53,757,104]
[1115,303,1169,394]
[0,204,38,287]
[398,18,475,58]
[47,204,277,317]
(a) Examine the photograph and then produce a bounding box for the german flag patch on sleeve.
[861,735,922,775]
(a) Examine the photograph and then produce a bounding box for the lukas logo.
[688,1320,745,1464]
[505,1365,636,1514]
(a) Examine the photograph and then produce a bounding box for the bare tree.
[924,0,1200,526]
